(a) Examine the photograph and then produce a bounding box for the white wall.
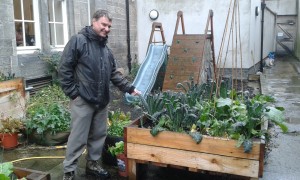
[297,0,300,59]
[136,0,263,69]
[266,0,297,15]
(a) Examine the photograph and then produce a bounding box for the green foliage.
[138,80,288,153]
[108,141,124,157]
[107,109,131,137]
[25,85,70,135]
[0,116,24,134]
[37,51,61,84]
[0,162,13,179]
[128,62,140,81]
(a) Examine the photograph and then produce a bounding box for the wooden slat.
[127,143,259,178]
[163,34,206,91]
[0,78,26,119]
[126,126,261,160]
[13,167,50,180]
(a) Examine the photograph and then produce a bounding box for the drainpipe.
[260,0,266,73]
[126,0,132,73]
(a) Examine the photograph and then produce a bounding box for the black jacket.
[58,26,135,108]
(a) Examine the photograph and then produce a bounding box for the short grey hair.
[92,9,112,22]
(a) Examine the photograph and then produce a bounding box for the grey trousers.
[63,96,108,173]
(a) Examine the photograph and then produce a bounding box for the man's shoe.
[63,171,74,180]
[86,160,110,179]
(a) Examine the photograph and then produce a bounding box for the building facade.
[0,0,137,80]
[0,0,298,82]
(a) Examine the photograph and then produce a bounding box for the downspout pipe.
[126,0,132,73]
[260,0,266,73]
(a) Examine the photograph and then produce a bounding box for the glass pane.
[23,0,34,20]
[13,0,22,20]
[48,0,54,21]
[56,24,64,45]
[15,22,24,46]
[25,22,35,46]
[54,0,63,22]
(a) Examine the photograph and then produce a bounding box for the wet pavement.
[1,55,300,180]
[260,55,300,180]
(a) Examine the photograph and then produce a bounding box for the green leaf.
[0,162,13,177]
[150,126,165,136]
[216,98,232,107]
[243,139,253,153]
[189,132,203,144]
[264,107,288,133]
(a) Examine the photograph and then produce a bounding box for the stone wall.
[0,0,17,77]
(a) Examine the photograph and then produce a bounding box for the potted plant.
[125,80,288,179]
[0,116,24,149]
[102,109,131,166]
[25,84,71,146]
[108,141,128,177]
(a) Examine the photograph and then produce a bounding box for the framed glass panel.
[14,0,39,49]
[23,0,33,20]
[48,0,67,47]
[56,24,64,45]
[13,0,22,20]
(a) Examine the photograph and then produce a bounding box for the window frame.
[48,0,68,48]
[14,0,41,52]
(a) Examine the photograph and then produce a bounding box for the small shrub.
[107,109,131,137]
[25,84,70,135]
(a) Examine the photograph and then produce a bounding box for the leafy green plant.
[107,109,131,137]
[37,51,61,84]
[25,85,70,135]
[0,116,24,134]
[137,80,288,153]
[0,162,13,180]
[108,141,124,157]
[128,62,140,81]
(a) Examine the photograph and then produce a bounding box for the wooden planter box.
[0,78,26,119]
[13,167,50,180]
[125,117,265,180]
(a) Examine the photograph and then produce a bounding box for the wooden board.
[162,34,206,91]
[0,78,26,119]
[13,167,50,180]
[125,117,265,179]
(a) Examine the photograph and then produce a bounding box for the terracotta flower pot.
[116,153,128,177]
[0,133,18,149]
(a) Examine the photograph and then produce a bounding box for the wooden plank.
[0,91,25,119]
[13,167,50,180]
[173,34,206,40]
[126,126,261,160]
[128,159,137,180]
[127,143,260,178]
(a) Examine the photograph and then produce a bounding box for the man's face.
[92,16,112,38]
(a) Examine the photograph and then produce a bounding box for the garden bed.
[124,117,265,180]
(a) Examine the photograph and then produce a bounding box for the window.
[48,0,68,47]
[14,0,40,49]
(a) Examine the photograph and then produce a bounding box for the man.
[58,10,140,180]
